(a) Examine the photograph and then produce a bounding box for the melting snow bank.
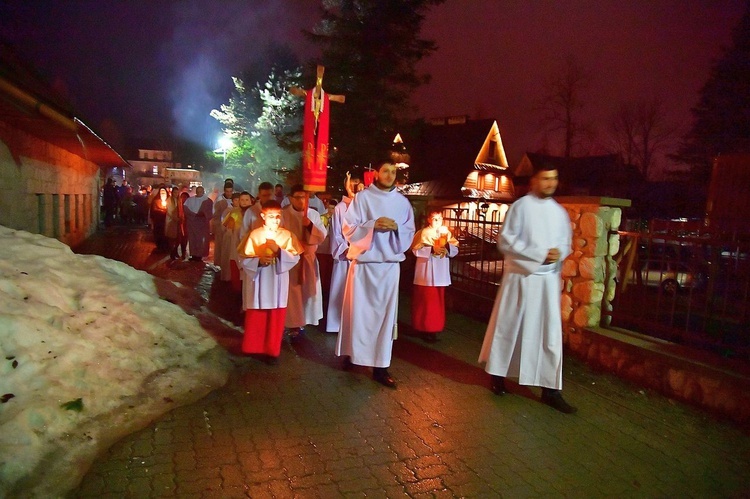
[0,227,231,498]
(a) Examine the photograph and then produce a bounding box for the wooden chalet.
[399,117,515,225]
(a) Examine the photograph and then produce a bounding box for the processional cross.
[290,65,345,192]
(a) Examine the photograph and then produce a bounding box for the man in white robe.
[478,165,576,413]
[212,179,234,272]
[335,161,415,388]
[281,184,328,337]
[183,186,213,261]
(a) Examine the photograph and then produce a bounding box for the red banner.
[363,170,376,187]
[302,90,330,192]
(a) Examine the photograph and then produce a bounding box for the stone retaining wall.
[557,196,629,349]
[556,196,750,426]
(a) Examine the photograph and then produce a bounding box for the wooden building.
[514,152,644,198]
[125,141,202,189]
[399,117,515,225]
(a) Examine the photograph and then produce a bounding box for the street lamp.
[215,135,233,169]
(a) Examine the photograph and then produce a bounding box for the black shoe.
[373,367,396,389]
[342,356,354,371]
[490,375,507,396]
[541,389,577,414]
[288,328,302,342]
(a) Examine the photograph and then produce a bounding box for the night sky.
[1,0,745,177]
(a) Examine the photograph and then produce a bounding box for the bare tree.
[537,56,592,158]
[609,98,675,179]
[609,102,638,167]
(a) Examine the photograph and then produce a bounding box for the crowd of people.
[101,178,153,226]
[108,159,577,414]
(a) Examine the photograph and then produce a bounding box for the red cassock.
[411,285,446,333]
[302,90,330,193]
[243,309,287,357]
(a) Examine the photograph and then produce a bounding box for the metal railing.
[440,206,505,300]
[611,224,750,361]
[434,208,750,362]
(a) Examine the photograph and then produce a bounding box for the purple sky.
[1,0,745,176]
[412,0,745,174]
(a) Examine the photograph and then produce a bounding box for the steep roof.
[400,118,513,201]
[514,152,644,198]
[0,42,129,168]
[407,118,499,185]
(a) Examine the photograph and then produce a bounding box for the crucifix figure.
[290,65,345,192]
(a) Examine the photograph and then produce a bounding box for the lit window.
[152,165,159,175]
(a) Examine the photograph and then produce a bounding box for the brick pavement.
[69,225,750,498]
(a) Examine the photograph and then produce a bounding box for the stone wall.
[557,196,628,349]
[0,122,100,247]
[556,196,750,426]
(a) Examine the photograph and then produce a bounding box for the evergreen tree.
[210,66,304,191]
[251,67,304,182]
[676,3,750,179]
[305,0,445,183]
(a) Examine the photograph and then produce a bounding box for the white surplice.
[325,197,352,333]
[411,226,459,287]
[335,184,415,368]
[281,205,328,328]
[239,226,302,310]
[478,193,572,390]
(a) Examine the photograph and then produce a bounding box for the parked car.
[627,260,704,294]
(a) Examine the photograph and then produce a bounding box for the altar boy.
[238,200,303,362]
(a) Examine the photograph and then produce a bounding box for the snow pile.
[0,226,230,497]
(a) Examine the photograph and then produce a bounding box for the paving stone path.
[69,226,750,498]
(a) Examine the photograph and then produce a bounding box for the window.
[37,194,46,235]
[64,194,71,234]
[152,165,159,175]
[52,194,60,238]
[74,194,80,231]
